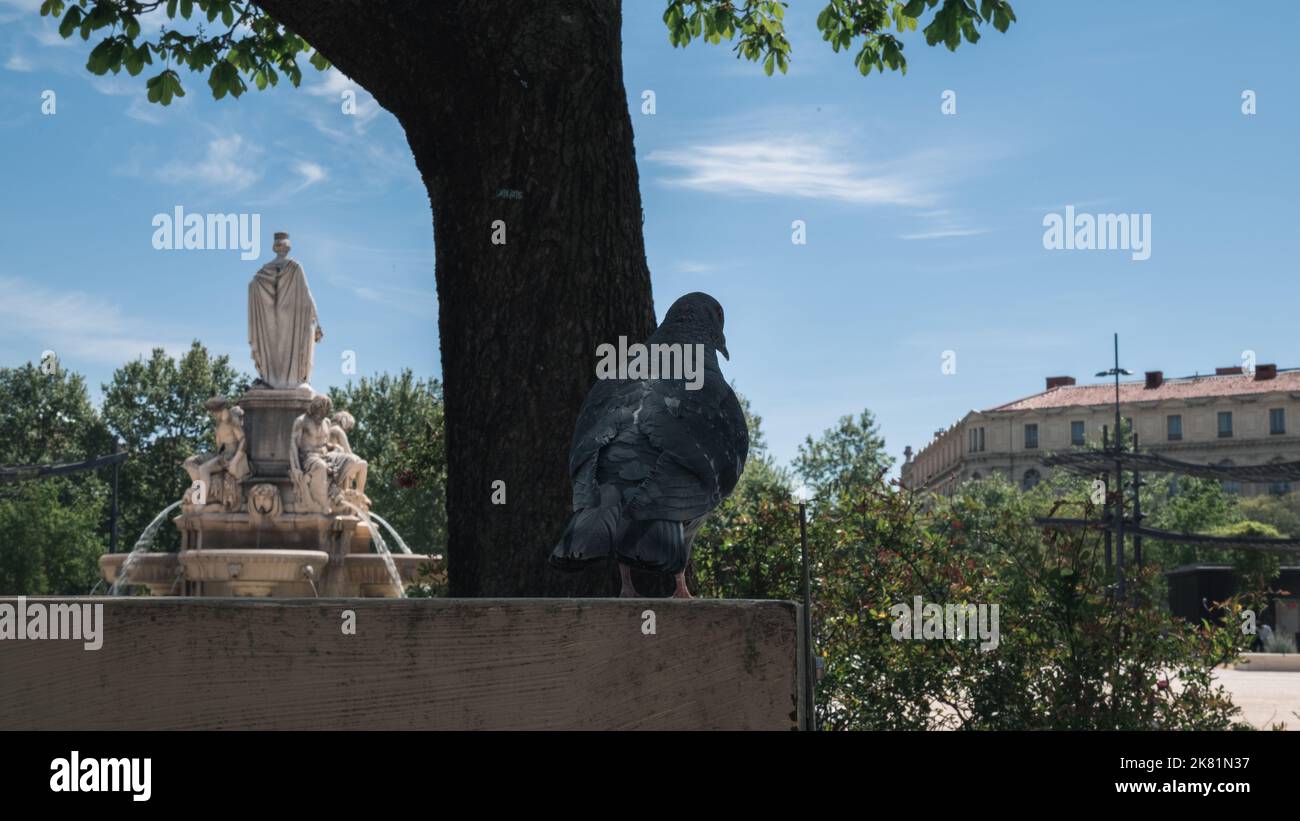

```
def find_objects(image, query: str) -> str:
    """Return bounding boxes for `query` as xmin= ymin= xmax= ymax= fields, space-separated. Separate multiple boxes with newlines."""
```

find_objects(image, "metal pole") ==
xmin=1112 ymin=334 xmax=1126 ymax=599
xmin=1113 ymin=333 xmax=1122 ymax=449
xmin=799 ymin=501 xmax=815 ymax=731
xmin=1132 ymin=433 xmax=1143 ymax=571
xmin=1102 ymin=425 xmax=1112 ymax=573
xmin=110 ymin=448 xmax=120 ymax=554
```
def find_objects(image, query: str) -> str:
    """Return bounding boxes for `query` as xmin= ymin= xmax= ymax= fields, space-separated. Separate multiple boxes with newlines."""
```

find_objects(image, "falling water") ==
xmin=367 ymin=512 xmax=413 ymax=554
xmin=340 ymin=502 xmax=405 ymax=598
xmin=109 ymin=500 xmax=183 ymax=596
xmin=303 ymin=565 xmax=320 ymax=598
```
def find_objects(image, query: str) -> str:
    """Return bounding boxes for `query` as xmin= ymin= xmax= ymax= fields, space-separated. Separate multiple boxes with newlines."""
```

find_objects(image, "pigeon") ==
xmin=550 ymin=292 xmax=749 ymax=597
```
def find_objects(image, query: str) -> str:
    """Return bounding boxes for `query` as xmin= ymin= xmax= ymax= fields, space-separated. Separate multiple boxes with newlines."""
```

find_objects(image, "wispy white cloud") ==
xmin=303 ymin=67 xmax=380 ymax=133
xmin=0 ymin=0 xmax=41 ymax=25
xmin=88 ymin=75 xmax=140 ymax=97
xmin=326 ymin=273 xmax=436 ymax=318
xmin=648 ymin=135 xmax=938 ymax=207
xmin=1029 ymin=198 xmax=1117 ymax=213
xmin=30 ymin=26 xmax=73 ymax=47
xmin=124 ymin=95 xmax=164 ymax=124
xmin=674 ymin=260 xmax=721 ymax=274
xmin=0 ymin=275 xmax=192 ymax=366
xmin=4 ymin=51 xmax=33 ymax=71
xmin=292 ymin=160 xmax=327 ymax=191
xmin=152 ymin=134 xmax=262 ymax=192
xmin=898 ymin=227 xmax=990 ymax=241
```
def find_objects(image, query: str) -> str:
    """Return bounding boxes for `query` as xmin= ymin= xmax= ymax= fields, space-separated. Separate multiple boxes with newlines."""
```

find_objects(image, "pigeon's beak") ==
xmin=717 ymin=334 xmax=729 ymax=361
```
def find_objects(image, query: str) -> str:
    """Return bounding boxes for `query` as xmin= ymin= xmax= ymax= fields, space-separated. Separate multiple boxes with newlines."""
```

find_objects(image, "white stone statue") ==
xmin=290 ymin=395 xmax=367 ymax=514
xmin=328 ymin=410 xmax=368 ymax=499
xmin=248 ymin=232 xmax=323 ymax=390
xmin=183 ymin=396 xmax=251 ymax=511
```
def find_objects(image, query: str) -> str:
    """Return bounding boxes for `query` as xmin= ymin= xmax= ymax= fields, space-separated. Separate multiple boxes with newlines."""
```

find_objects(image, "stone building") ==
xmin=901 ymin=364 xmax=1300 ymax=496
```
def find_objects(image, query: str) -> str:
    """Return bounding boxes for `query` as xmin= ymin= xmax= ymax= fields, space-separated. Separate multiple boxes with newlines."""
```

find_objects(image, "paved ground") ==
xmin=1213 ymin=668 xmax=1300 ymax=730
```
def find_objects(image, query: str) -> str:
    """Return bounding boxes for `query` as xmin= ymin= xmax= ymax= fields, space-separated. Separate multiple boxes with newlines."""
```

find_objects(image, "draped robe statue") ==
xmin=248 ymin=233 xmax=322 ymax=390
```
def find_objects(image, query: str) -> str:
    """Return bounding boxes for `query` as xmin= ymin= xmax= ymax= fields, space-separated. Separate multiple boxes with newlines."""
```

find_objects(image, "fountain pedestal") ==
xmin=238 ymin=387 xmax=313 ymax=478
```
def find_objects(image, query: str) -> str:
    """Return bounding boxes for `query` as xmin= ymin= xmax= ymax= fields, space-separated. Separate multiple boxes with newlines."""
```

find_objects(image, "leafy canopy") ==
xmin=663 ymin=0 xmax=1016 ymax=77
xmin=39 ymin=0 xmax=330 ymax=105
xmin=40 ymin=0 xmax=1016 ymax=106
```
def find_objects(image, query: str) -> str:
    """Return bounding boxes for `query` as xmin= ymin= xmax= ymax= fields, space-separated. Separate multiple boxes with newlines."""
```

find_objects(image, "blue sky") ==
xmin=2 ymin=0 xmax=1298 ymax=475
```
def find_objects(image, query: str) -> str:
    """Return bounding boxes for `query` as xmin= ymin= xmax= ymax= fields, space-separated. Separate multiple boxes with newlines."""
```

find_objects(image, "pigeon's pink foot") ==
xmin=619 ymin=564 xmax=640 ymax=598
xmin=672 ymin=571 xmax=693 ymax=599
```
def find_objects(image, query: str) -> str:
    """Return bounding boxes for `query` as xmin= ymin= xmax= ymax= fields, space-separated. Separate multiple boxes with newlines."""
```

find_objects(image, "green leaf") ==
xmin=145 ymin=72 xmax=163 ymax=103
xmin=123 ymin=44 xmax=145 ymax=76
xmin=763 ymin=51 xmax=775 ymax=76
xmin=85 ymin=39 xmax=114 ymax=75
xmin=57 ymin=6 xmax=80 ymax=38
xmin=207 ymin=62 xmax=230 ymax=99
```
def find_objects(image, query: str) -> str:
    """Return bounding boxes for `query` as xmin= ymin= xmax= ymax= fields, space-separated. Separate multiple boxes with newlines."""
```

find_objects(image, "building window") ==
xmin=1270 ymin=408 xmax=1286 ymax=435
xmin=1024 ymin=423 xmax=1038 ymax=449
xmin=1021 ymin=469 xmax=1041 ymax=491
xmin=1218 ymin=411 xmax=1233 ymax=438
xmin=1218 ymin=459 xmax=1240 ymax=494
xmin=1166 ymin=414 xmax=1182 ymax=441
xmin=1267 ymin=458 xmax=1291 ymax=496
xmin=971 ymin=427 xmax=984 ymax=453
xmin=1070 ymin=420 xmax=1085 ymax=446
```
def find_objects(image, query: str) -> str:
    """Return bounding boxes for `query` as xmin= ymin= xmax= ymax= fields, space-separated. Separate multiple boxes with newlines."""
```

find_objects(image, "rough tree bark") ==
xmin=255 ymin=0 xmax=678 ymax=595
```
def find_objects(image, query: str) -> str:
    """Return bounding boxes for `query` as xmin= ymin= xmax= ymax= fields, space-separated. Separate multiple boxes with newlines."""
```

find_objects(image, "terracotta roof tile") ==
xmin=988 ymin=369 xmax=1300 ymax=412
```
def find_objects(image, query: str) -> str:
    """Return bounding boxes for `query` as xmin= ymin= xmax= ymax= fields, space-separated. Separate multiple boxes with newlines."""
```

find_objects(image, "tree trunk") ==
xmin=256 ymin=0 xmax=675 ymax=595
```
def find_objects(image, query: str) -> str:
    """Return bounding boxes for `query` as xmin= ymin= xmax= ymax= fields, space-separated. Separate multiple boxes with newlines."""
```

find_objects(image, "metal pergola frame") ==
xmin=0 ymin=450 xmax=129 ymax=552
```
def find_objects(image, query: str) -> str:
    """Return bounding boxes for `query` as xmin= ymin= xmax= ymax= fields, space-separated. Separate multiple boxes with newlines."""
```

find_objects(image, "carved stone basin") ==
xmin=99 ymin=552 xmax=181 ymax=596
xmin=181 ymin=549 xmax=329 ymax=597
xmin=345 ymin=553 xmax=445 ymax=597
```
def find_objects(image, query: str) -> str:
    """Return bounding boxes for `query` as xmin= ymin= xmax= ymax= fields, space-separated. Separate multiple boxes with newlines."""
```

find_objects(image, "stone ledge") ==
xmin=1231 ymin=652 xmax=1300 ymax=672
xmin=0 ymin=598 xmax=803 ymax=730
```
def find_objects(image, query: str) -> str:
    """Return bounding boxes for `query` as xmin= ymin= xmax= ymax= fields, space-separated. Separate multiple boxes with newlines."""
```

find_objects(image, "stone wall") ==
xmin=0 ymin=598 xmax=803 ymax=730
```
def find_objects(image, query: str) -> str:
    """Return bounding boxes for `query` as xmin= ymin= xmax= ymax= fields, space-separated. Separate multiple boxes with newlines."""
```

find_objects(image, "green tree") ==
xmin=329 ymin=371 xmax=446 ymax=555
xmin=0 ymin=363 xmax=115 ymax=594
xmin=100 ymin=342 xmax=247 ymax=552
xmin=0 ymin=480 xmax=108 ymax=594
xmin=794 ymin=408 xmax=893 ymax=498
xmin=39 ymin=0 xmax=1016 ymax=596
xmin=698 ymin=399 xmax=1251 ymax=729
xmin=694 ymin=392 xmax=797 ymax=599
xmin=1234 ymin=492 xmax=1300 ymax=538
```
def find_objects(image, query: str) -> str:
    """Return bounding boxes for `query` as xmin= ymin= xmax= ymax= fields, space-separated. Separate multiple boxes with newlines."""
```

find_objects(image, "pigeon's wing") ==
xmin=624 ymin=372 xmax=749 ymax=521
xmin=714 ymin=385 xmax=749 ymax=498
xmin=567 ymin=378 xmax=647 ymax=511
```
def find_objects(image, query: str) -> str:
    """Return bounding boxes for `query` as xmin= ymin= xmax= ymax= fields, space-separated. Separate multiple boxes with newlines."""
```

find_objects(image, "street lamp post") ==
xmin=1096 ymin=333 xmax=1133 ymax=598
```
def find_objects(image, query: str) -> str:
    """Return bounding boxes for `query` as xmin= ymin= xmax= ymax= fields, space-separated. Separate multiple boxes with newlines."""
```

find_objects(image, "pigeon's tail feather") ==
xmin=550 ymin=486 xmax=622 ymax=571
xmin=615 ymin=519 xmax=688 ymax=574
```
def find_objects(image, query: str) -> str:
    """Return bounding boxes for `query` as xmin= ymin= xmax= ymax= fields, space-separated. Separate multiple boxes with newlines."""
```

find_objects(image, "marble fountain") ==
xmin=99 ymin=232 xmax=442 ymax=597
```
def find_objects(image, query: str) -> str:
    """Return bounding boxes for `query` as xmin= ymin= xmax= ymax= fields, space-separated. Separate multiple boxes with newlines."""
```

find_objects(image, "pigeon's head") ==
xmin=662 ymin=291 xmax=730 ymax=360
